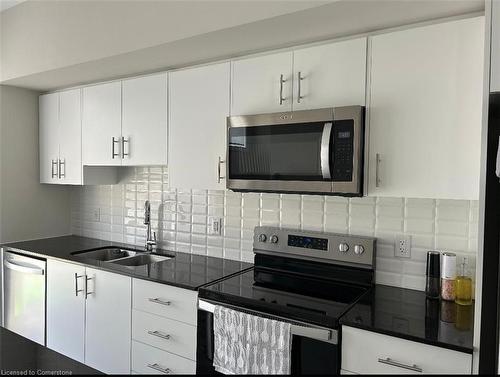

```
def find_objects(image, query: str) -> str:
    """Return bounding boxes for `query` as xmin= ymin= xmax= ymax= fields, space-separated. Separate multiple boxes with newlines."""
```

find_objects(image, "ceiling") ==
xmin=0 ymin=0 xmax=25 ymax=12
xmin=0 ymin=0 xmax=484 ymax=92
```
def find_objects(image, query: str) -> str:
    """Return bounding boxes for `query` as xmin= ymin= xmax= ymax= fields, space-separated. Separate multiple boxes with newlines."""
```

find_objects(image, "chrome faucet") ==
xmin=144 ymin=200 xmax=157 ymax=251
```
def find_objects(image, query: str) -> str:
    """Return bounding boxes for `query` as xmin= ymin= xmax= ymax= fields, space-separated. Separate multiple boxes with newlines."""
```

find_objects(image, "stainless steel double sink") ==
xmin=71 ymin=247 xmax=173 ymax=267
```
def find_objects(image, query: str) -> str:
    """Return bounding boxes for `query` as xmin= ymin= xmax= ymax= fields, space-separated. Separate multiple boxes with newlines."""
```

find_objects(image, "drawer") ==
xmin=341 ymin=326 xmax=472 ymax=374
xmin=132 ymin=309 xmax=197 ymax=360
xmin=132 ymin=279 xmax=198 ymax=325
xmin=132 ymin=340 xmax=196 ymax=375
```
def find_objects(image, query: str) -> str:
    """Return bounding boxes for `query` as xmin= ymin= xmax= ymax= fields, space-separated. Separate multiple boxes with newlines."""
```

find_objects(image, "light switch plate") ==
xmin=93 ymin=208 xmax=101 ymax=222
xmin=208 ymin=217 xmax=222 ymax=235
xmin=395 ymin=234 xmax=411 ymax=258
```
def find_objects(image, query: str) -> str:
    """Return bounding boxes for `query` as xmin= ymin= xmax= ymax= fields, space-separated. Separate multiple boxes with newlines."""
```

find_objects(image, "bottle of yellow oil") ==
xmin=455 ymin=257 xmax=472 ymax=306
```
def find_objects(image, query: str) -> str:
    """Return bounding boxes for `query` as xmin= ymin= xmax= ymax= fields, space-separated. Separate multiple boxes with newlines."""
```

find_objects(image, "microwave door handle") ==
xmin=320 ymin=122 xmax=333 ymax=179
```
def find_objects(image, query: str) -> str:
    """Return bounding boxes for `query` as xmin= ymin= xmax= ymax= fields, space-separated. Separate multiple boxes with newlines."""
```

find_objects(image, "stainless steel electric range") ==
xmin=197 ymin=226 xmax=376 ymax=375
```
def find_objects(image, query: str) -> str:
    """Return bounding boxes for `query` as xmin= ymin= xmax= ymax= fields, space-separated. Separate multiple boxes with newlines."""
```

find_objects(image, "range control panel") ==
xmin=254 ymin=226 xmax=375 ymax=269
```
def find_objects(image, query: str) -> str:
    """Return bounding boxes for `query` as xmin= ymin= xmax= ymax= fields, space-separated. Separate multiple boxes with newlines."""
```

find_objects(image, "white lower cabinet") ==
xmin=131 ymin=278 xmax=198 ymax=375
xmin=85 ymin=267 xmax=132 ymax=374
xmin=46 ymin=261 xmax=132 ymax=374
xmin=132 ymin=341 xmax=196 ymax=375
xmin=341 ymin=326 xmax=472 ymax=374
xmin=47 ymin=259 xmax=86 ymax=363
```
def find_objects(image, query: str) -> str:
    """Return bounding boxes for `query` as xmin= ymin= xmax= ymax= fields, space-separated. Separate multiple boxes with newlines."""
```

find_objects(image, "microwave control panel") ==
xmin=332 ymin=120 xmax=354 ymax=181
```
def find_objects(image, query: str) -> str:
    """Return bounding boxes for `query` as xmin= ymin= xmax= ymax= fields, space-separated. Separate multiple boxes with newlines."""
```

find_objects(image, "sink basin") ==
xmin=109 ymin=254 xmax=172 ymax=267
xmin=72 ymin=247 xmax=137 ymax=261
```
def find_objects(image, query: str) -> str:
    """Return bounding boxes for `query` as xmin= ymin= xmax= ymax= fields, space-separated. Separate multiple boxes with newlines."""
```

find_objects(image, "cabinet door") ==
xmin=169 ymin=63 xmax=230 ymax=190
xmin=46 ymin=260 xmax=85 ymax=363
xmin=59 ymin=89 xmax=82 ymax=184
xmin=82 ymin=82 xmax=122 ymax=166
xmin=491 ymin=0 xmax=500 ymax=92
xmin=231 ymin=51 xmax=293 ymax=115
xmin=39 ymin=93 xmax=59 ymax=183
xmin=85 ymin=267 xmax=131 ymax=374
xmin=368 ymin=17 xmax=484 ymax=199
xmin=122 ymin=73 xmax=167 ymax=166
xmin=293 ymin=38 xmax=367 ymax=110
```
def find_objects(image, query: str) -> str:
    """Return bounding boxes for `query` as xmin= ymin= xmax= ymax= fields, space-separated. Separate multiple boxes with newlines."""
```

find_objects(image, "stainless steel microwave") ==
xmin=226 ymin=106 xmax=365 ymax=196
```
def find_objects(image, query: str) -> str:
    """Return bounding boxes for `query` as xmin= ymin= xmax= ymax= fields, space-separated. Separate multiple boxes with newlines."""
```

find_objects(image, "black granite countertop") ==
xmin=0 ymin=326 xmax=100 ymax=374
xmin=340 ymin=284 xmax=474 ymax=354
xmin=2 ymin=235 xmax=253 ymax=290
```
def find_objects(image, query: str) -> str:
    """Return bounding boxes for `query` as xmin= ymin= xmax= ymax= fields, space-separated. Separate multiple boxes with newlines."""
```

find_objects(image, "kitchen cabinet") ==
xmin=82 ymin=81 xmax=122 ymax=166
xmin=169 ymin=62 xmax=230 ymax=190
xmin=47 ymin=259 xmax=86 ymax=363
xmin=46 ymin=261 xmax=131 ymax=374
xmin=292 ymin=37 xmax=367 ymax=110
xmin=342 ymin=326 xmax=472 ymax=374
xmin=231 ymin=51 xmax=293 ymax=115
xmin=122 ymin=73 xmax=167 ymax=165
xmin=85 ymin=267 xmax=132 ymax=374
xmin=491 ymin=0 xmax=500 ymax=92
xmin=367 ymin=17 xmax=484 ymax=200
xmin=82 ymin=74 xmax=167 ymax=166
xmin=39 ymin=89 xmax=82 ymax=184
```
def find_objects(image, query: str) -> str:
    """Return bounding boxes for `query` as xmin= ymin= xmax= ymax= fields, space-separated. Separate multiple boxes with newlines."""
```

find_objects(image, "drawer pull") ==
xmin=378 ymin=358 xmax=422 ymax=373
xmin=147 ymin=363 xmax=171 ymax=374
xmin=147 ymin=330 xmax=171 ymax=340
xmin=149 ymin=297 xmax=171 ymax=306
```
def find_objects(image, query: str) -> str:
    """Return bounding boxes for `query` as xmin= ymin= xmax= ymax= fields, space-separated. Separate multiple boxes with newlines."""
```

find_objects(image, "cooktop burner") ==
xmin=199 ymin=226 xmax=376 ymax=328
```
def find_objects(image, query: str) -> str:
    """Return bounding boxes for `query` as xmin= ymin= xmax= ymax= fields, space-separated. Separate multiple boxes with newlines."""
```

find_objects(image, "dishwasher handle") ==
xmin=3 ymin=259 xmax=45 ymax=275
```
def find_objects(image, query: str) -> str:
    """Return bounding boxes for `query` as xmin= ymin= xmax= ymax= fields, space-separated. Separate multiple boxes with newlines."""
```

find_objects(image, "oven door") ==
xmin=196 ymin=301 xmax=339 ymax=375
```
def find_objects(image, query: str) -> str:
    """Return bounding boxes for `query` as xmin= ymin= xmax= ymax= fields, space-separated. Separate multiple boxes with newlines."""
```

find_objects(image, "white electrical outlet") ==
xmin=93 ymin=208 xmax=101 ymax=222
xmin=208 ymin=217 xmax=222 ymax=235
xmin=395 ymin=235 xmax=411 ymax=258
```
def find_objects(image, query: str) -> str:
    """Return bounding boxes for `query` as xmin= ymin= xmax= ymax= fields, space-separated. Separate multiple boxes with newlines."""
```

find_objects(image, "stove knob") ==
xmin=258 ymin=234 xmax=267 ymax=242
xmin=270 ymin=235 xmax=279 ymax=244
xmin=354 ymin=245 xmax=365 ymax=255
xmin=338 ymin=242 xmax=349 ymax=253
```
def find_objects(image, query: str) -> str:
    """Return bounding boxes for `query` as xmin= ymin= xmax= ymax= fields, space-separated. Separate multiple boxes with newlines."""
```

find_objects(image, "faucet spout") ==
xmin=144 ymin=200 xmax=157 ymax=251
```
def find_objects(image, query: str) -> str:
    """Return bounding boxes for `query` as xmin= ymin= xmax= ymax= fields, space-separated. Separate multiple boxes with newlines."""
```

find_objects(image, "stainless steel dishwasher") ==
xmin=2 ymin=251 xmax=46 ymax=345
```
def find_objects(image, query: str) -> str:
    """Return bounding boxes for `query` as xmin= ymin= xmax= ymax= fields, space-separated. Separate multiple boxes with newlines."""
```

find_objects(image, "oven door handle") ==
xmin=198 ymin=299 xmax=337 ymax=343
xmin=320 ymin=122 xmax=333 ymax=180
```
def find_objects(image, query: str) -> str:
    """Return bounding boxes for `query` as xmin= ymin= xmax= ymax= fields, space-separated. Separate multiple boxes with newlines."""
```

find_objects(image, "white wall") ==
xmin=0 ymin=85 xmax=70 ymax=242
xmin=70 ymin=167 xmax=479 ymax=292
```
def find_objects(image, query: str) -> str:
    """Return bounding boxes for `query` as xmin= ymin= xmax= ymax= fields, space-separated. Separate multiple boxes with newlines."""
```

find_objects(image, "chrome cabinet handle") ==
xmin=496 ymin=136 xmax=500 ymax=178
xmin=279 ymin=74 xmax=286 ymax=105
xmin=58 ymin=159 xmax=66 ymax=179
xmin=148 ymin=297 xmax=171 ymax=306
xmin=375 ymin=153 xmax=381 ymax=188
xmin=147 ymin=363 xmax=171 ymax=374
xmin=147 ymin=330 xmax=171 ymax=340
xmin=297 ymin=71 xmax=304 ymax=103
xmin=112 ymin=137 xmax=120 ymax=159
xmin=217 ymin=156 xmax=225 ymax=184
xmin=378 ymin=358 xmax=422 ymax=373
xmin=121 ymin=137 xmax=129 ymax=158
xmin=85 ymin=276 xmax=93 ymax=299
xmin=51 ymin=160 xmax=58 ymax=178
xmin=74 ymin=273 xmax=84 ymax=296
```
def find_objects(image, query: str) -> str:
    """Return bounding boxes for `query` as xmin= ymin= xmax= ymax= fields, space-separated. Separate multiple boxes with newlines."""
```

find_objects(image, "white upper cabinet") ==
xmin=46 ymin=259 xmax=86 ymax=363
xmin=293 ymin=38 xmax=367 ymax=110
xmin=39 ymin=93 xmax=60 ymax=184
xmin=231 ymin=51 xmax=293 ymax=115
xmin=169 ymin=63 xmax=230 ymax=190
xmin=122 ymin=73 xmax=167 ymax=166
xmin=82 ymin=81 xmax=122 ymax=166
xmin=368 ymin=17 xmax=484 ymax=200
xmin=85 ymin=267 xmax=131 ymax=374
xmin=58 ymin=89 xmax=82 ymax=184
xmin=40 ymin=89 xmax=83 ymax=185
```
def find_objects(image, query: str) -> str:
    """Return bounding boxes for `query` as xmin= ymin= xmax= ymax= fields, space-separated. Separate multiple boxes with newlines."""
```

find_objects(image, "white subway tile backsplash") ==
xmin=70 ymin=167 xmax=479 ymax=292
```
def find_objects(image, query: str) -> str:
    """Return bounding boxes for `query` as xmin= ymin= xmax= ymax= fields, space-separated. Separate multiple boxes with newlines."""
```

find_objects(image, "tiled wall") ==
xmin=70 ymin=167 xmax=479 ymax=291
